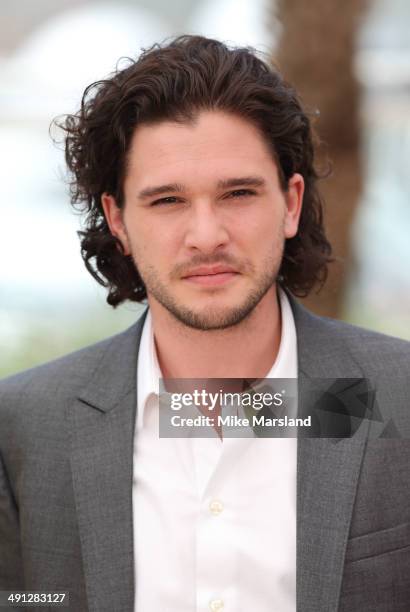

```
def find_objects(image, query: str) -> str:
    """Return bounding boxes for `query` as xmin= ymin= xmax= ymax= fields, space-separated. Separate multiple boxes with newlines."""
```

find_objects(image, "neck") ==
xmin=148 ymin=286 xmax=282 ymax=379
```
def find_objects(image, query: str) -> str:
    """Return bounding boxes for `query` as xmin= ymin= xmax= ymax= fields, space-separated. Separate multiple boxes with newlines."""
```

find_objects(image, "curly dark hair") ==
xmin=57 ymin=34 xmax=332 ymax=307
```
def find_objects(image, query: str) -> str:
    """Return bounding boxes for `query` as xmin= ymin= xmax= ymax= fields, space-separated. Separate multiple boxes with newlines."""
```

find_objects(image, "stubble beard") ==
xmin=132 ymin=244 xmax=285 ymax=332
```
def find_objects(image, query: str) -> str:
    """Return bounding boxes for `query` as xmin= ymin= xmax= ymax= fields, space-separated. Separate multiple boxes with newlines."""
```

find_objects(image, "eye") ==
xmin=150 ymin=196 xmax=181 ymax=207
xmin=226 ymin=189 xmax=257 ymax=199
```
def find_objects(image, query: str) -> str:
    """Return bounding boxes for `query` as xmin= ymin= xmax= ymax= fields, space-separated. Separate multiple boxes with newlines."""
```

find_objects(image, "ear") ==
xmin=101 ymin=193 xmax=130 ymax=255
xmin=284 ymin=173 xmax=304 ymax=239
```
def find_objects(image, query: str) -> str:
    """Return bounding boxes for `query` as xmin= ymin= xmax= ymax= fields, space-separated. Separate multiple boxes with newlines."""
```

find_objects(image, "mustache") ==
xmin=172 ymin=254 xmax=252 ymax=278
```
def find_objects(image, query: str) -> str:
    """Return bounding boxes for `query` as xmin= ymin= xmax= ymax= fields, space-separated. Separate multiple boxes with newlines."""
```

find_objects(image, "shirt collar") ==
xmin=137 ymin=308 xmax=162 ymax=430
xmin=136 ymin=287 xmax=298 ymax=429
xmin=265 ymin=287 xmax=298 ymax=379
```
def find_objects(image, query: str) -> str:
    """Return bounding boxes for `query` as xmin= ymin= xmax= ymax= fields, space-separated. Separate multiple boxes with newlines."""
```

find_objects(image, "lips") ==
xmin=182 ymin=265 xmax=238 ymax=278
xmin=181 ymin=265 xmax=240 ymax=286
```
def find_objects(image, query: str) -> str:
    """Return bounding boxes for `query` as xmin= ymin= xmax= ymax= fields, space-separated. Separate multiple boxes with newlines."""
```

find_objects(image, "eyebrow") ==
xmin=137 ymin=183 xmax=185 ymax=199
xmin=137 ymin=176 xmax=266 ymax=200
xmin=217 ymin=176 xmax=266 ymax=190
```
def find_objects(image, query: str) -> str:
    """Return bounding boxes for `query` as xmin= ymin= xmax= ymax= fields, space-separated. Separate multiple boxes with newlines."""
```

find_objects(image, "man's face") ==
xmin=102 ymin=110 xmax=304 ymax=330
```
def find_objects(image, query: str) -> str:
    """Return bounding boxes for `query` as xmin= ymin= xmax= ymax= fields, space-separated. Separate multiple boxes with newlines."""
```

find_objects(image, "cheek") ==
xmin=234 ymin=209 xmax=284 ymax=246
xmin=126 ymin=216 xmax=180 ymax=265
xmin=123 ymin=210 xmax=152 ymax=246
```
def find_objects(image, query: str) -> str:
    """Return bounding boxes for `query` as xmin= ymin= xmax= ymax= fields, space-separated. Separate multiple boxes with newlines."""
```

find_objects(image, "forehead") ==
xmin=125 ymin=111 xmax=277 ymax=183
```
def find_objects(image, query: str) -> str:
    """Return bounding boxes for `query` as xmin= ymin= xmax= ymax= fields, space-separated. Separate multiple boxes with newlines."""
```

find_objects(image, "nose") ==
xmin=183 ymin=201 xmax=230 ymax=254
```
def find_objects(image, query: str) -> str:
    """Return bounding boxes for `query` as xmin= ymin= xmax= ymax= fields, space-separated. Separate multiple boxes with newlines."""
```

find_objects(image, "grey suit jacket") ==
xmin=1 ymin=297 xmax=410 ymax=612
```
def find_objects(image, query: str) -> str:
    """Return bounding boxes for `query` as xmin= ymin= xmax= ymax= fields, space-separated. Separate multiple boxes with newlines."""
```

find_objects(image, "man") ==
xmin=1 ymin=35 xmax=409 ymax=612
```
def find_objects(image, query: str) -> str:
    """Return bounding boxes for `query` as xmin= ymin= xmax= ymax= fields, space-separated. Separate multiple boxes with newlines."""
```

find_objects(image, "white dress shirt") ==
xmin=133 ymin=289 xmax=297 ymax=612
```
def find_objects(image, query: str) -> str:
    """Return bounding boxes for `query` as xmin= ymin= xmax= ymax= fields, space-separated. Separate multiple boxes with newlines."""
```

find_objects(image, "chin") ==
xmin=169 ymin=302 xmax=256 ymax=331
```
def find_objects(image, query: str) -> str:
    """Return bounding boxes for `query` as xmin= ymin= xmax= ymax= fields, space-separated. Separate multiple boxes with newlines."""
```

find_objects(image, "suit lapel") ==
xmin=289 ymin=298 xmax=369 ymax=612
xmin=70 ymin=312 xmax=147 ymax=612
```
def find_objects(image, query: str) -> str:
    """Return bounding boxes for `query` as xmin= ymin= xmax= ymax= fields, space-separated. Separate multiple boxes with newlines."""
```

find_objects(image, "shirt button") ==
xmin=209 ymin=499 xmax=224 ymax=515
xmin=209 ymin=599 xmax=224 ymax=611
